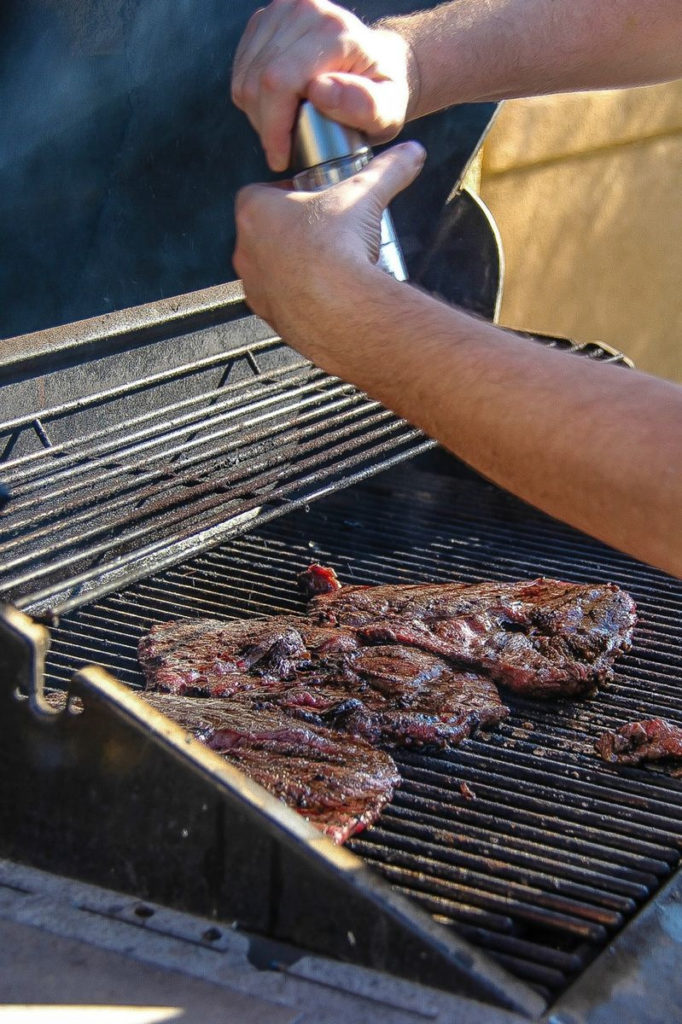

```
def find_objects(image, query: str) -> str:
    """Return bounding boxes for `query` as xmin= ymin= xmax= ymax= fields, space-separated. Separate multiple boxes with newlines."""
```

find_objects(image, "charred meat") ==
xmin=595 ymin=718 xmax=682 ymax=767
xmin=139 ymin=616 xmax=508 ymax=749
xmin=137 ymin=568 xmax=636 ymax=843
xmin=139 ymin=615 xmax=359 ymax=697
xmin=304 ymin=572 xmax=637 ymax=698
xmin=141 ymin=692 xmax=400 ymax=843
xmin=243 ymin=645 xmax=508 ymax=749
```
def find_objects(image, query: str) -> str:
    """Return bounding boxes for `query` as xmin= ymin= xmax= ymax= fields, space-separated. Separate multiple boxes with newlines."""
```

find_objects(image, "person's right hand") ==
xmin=231 ymin=0 xmax=412 ymax=173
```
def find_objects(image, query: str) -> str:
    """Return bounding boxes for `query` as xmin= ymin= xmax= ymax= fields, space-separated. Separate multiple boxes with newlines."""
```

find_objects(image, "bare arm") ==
xmin=383 ymin=0 xmax=682 ymax=120
xmin=307 ymin=273 xmax=681 ymax=577
xmin=234 ymin=145 xmax=682 ymax=577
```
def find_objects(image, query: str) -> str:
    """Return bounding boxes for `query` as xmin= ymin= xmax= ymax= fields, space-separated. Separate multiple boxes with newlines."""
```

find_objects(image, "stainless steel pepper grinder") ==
xmin=291 ymin=100 xmax=408 ymax=282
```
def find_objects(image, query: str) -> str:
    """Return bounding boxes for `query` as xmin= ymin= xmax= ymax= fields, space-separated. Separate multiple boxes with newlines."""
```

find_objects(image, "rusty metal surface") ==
xmin=0 ymin=282 xmax=247 ymax=373
xmin=0 ymin=294 xmax=434 ymax=614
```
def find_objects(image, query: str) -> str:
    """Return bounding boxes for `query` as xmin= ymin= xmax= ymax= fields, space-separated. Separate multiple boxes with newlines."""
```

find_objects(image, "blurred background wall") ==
xmin=478 ymin=81 xmax=682 ymax=384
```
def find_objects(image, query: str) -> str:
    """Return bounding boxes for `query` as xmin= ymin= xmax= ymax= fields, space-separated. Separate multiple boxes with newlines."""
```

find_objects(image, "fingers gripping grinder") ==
xmin=291 ymin=100 xmax=408 ymax=281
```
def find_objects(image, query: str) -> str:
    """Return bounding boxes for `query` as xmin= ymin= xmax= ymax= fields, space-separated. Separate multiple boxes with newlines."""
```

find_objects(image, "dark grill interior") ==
xmin=40 ymin=460 xmax=682 ymax=1000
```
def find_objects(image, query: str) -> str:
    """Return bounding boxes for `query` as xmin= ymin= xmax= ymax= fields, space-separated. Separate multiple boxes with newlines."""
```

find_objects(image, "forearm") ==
xmin=278 ymin=267 xmax=682 ymax=578
xmin=378 ymin=0 xmax=682 ymax=118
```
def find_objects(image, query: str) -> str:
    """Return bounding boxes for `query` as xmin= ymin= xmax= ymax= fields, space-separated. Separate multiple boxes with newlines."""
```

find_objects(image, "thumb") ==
xmin=308 ymin=73 xmax=407 ymax=143
xmin=347 ymin=141 xmax=426 ymax=209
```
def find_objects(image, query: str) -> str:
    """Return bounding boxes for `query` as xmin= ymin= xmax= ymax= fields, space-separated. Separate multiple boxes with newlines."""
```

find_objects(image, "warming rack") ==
xmin=0 ymin=279 xmax=633 ymax=618
xmin=0 ymin=327 xmax=433 ymax=616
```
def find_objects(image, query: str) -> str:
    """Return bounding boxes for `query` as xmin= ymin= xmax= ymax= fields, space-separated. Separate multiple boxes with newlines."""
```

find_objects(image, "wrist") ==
xmin=372 ymin=20 xmax=423 ymax=123
xmin=284 ymin=261 xmax=402 ymax=379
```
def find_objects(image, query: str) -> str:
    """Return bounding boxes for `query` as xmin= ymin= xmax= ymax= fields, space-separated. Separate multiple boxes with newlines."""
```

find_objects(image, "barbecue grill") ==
xmin=2 ymin=3 xmax=682 ymax=1021
xmin=2 ymin=275 xmax=682 ymax=1022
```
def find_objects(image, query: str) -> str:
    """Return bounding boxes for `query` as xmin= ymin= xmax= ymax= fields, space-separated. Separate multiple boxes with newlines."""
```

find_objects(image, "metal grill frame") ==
xmin=2 ymin=458 xmax=681 ymax=1015
xmin=0 ymin=601 xmax=543 ymax=1017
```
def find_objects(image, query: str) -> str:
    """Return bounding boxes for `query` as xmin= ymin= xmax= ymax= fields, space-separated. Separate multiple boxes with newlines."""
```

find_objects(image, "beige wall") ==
xmin=478 ymin=81 xmax=682 ymax=383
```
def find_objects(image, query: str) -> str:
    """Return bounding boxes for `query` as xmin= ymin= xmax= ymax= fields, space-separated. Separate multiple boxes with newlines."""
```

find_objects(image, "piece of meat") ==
xmin=299 ymin=563 xmax=342 ymax=597
xmin=307 ymin=575 xmax=637 ymax=698
xmin=138 ymin=615 xmax=359 ymax=697
xmin=140 ymin=692 xmax=400 ymax=843
xmin=339 ymin=644 xmax=508 ymax=747
xmin=140 ymin=611 xmax=508 ymax=749
xmin=595 ymin=718 xmax=682 ymax=767
xmin=244 ymin=645 xmax=508 ymax=749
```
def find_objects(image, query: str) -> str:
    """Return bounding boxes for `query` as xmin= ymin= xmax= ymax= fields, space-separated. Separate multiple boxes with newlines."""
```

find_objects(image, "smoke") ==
xmin=0 ymin=0 xmax=268 ymax=337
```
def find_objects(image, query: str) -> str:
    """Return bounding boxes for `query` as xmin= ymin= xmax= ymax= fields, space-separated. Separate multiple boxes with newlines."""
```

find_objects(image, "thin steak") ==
xmin=141 ymin=691 xmax=400 ymax=843
xmin=303 ymin=569 xmax=637 ymax=698
xmin=139 ymin=616 xmax=507 ymax=749
xmin=138 ymin=615 xmax=359 ymax=697
xmin=243 ymin=644 xmax=508 ymax=749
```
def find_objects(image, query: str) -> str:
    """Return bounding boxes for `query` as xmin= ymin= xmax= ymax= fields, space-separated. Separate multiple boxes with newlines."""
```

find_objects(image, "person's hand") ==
xmin=233 ymin=141 xmax=425 ymax=355
xmin=231 ymin=0 xmax=412 ymax=172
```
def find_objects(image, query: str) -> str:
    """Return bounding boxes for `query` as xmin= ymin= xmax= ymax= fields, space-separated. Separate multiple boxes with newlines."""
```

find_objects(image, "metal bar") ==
xmin=1 ymin=357 xmax=316 ymax=479
xmin=1 ymin=392 xmax=384 ymax=557
xmin=32 ymin=419 xmax=53 ymax=449
xmin=359 ymin=856 xmax=611 ymax=940
xmin=0 ymin=331 xmax=281 ymax=434
xmin=386 ymin=787 xmax=676 ymax=874
xmin=2 ymin=406 xmax=405 ymax=585
xmin=368 ymin=816 xmax=654 ymax=899
xmin=19 ymin=435 xmax=434 ymax=615
xmin=351 ymin=833 xmax=637 ymax=916
xmin=0 ymin=281 xmax=249 ymax=373
xmin=3 ymin=375 xmax=356 ymax=505
xmin=392 ymin=767 xmax=682 ymax=854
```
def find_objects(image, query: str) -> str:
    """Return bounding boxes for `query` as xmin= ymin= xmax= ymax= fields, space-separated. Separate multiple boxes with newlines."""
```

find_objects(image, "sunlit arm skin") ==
xmin=381 ymin=0 xmax=682 ymax=120
xmin=234 ymin=146 xmax=682 ymax=578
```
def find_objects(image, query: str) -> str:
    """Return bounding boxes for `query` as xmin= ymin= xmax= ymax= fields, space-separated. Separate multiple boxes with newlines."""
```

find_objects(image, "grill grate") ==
xmin=39 ymin=459 xmax=682 ymax=999
xmin=0 ymin=336 xmax=432 ymax=614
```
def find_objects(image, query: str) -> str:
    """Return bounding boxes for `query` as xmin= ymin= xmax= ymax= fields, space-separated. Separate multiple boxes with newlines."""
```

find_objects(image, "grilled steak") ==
xmin=595 ymin=718 xmax=682 ymax=767
xmin=138 ymin=615 xmax=359 ymax=697
xmin=304 ymin=571 xmax=637 ymax=698
xmin=141 ymin=692 xmax=400 ymax=843
xmin=137 ymin=568 xmax=636 ymax=842
xmin=243 ymin=645 xmax=507 ymax=749
xmin=140 ymin=616 xmax=508 ymax=748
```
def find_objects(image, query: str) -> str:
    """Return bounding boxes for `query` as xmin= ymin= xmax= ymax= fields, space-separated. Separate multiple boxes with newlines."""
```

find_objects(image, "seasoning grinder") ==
xmin=291 ymin=100 xmax=408 ymax=281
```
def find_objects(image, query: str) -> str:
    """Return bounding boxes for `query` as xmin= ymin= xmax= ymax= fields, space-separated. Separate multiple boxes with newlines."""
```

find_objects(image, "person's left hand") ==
xmin=233 ymin=140 xmax=425 ymax=355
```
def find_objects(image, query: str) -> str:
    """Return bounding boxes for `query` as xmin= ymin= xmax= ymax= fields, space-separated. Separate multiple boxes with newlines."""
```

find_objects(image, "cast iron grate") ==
xmin=40 ymin=460 xmax=682 ymax=999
